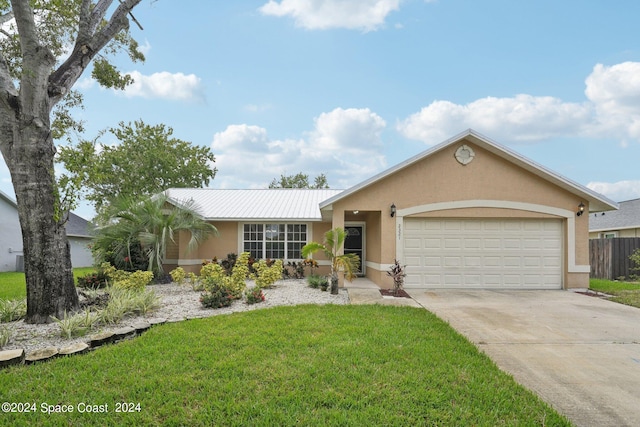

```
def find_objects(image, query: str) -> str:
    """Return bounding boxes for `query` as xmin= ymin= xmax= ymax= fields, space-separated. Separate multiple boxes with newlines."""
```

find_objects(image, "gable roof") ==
xmin=589 ymin=198 xmax=640 ymax=232
xmin=164 ymin=188 xmax=343 ymax=221
xmin=320 ymin=129 xmax=619 ymax=213
xmin=0 ymin=188 xmax=93 ymax=238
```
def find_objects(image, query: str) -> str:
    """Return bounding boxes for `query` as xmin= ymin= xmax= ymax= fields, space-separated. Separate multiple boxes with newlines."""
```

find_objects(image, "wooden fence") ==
xmin=589 ymin=237 xmax=640 ymax=280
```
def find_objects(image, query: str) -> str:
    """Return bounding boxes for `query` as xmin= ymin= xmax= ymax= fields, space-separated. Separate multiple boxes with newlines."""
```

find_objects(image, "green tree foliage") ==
xmin=93 ymin=194 xmax=218 ymax=278
xmin=269 ymin=172 xmax=329 ymax=189
xmin=58 ymin=120 xmax=217 ymax=214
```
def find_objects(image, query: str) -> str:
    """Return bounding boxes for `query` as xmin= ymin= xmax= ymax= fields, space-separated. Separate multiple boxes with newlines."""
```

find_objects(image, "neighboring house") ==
xmin=164 ymin=129 xmax=617 ymax=290
xmin=589 ymin=198 xmax=640 ymax=239
xmin=0 ymin=189 xmax=94 ymax=272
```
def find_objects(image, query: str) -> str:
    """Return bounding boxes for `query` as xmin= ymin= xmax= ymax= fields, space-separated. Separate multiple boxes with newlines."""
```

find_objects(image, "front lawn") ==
xmin=0 ymin=305 xmax=570 ymax=426
xmin=0 ymin=268 xmax=96 ymax=300
xmin=590 ymin=278 xmax=640 ymax=309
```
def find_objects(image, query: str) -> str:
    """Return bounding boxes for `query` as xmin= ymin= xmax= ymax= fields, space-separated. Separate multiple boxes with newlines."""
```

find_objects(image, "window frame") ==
xmin=241 ymin=222 xmax=309 ymax=260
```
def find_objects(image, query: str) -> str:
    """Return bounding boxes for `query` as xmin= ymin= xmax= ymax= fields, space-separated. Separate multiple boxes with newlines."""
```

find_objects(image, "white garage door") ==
xmin=403 ymin=218 xmax=562 ymax=289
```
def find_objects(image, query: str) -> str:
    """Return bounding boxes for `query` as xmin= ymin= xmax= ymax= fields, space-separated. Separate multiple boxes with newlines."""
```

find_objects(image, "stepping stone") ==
xmin=25 ymin=347 xmax=58 ymax=364
xmin=0 ymin=349 xmax=25 ymax=368
xmin=89 ymin=331 xmax=115 ymax=348
xmin=59 ymin=342 xmax=89 ymax=356
xmin=146 ymin=318 xmax=167 ymax=326
xmin=131 ymin=320 xmax=151 ymax=333
xmin=112 ymin=326 xmax=136 ymax=341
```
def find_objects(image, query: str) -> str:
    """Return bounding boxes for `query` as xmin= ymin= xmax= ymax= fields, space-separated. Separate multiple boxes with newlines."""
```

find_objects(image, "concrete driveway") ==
xmin=406 ymin=289 xmax=640 ymax=427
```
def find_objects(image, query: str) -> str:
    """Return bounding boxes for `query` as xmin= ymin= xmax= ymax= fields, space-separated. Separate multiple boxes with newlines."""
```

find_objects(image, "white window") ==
xmin=601 ymin=232 xmax=618 ymax=239
xmin=243 ymin=224 xmax=307 ymax=259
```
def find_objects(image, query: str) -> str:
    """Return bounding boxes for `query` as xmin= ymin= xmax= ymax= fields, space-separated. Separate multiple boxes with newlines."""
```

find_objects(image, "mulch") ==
xmin=379 ymin=289 xmax=412 ymax=298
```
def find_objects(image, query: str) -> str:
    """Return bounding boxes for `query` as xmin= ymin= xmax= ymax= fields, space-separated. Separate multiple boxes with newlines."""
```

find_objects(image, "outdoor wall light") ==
xmin=390 ymin=203 xmax=396 ymax=218
xmin=576 ymin=202 xmax=585 ymax=216
xmin=353 ymin=210 xmax=359 ymax=215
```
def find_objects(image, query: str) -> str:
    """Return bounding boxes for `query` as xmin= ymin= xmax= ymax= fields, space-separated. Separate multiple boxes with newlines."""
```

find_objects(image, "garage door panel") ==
xmin=404 ymin=218 xmax=562 ymax=289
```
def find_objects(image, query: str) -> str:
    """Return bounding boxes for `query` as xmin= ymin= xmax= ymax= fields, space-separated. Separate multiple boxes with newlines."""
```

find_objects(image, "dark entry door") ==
xmin=344 ymin=226 xmax=364 ymax=275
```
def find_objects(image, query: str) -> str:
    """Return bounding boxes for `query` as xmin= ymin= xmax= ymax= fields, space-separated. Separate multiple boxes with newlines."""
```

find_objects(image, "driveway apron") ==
xmin=406 ymin=289 xmax=640 ymax=427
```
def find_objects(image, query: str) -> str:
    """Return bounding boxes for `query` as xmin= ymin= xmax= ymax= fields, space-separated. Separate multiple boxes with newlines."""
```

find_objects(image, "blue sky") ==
xmin=4 ymin=0 xmax=640 ymax=220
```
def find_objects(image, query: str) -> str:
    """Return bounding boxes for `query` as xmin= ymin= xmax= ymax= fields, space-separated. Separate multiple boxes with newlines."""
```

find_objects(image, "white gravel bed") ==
xmin=2 ymin=279 xmax=349 ymax=355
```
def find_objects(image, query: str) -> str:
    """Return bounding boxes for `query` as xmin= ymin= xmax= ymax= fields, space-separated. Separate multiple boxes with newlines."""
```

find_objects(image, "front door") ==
xmin=344 ymin=225 xmax=364 ymax=276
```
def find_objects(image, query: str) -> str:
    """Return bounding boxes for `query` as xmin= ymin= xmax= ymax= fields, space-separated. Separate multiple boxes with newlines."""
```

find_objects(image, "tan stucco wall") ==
xmin=329 ymin=138 xmax=590 ymax=289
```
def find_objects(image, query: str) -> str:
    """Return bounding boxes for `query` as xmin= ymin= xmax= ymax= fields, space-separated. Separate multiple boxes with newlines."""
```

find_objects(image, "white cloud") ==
xmin=398 ymin=61 xmax=640 ymax=146
xmin=584 ymin=62 xmax=640 ymax=140
xmin=587 ymin=180 xmax=640 ymax=202
xmin=398 ymin=95 xmax=593 ymax=145
xmin=259 ymin=0 xmax=401 ymax=31
xmin=210 ymin=108 xmax=387 ymax=189
xmin=121 ymin=71 xmax=204 ymax=102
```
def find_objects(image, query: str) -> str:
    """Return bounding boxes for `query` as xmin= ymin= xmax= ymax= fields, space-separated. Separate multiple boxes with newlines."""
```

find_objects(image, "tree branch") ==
xmin=0 ymin=10 xmax=14 ymax=26
xmin=48 ymin=0 xmax=142 ymax=103
xmin=77 ymin=0 xmax=93 ymax=43
xmin=89 ymin=0 xmax=115 ymax=35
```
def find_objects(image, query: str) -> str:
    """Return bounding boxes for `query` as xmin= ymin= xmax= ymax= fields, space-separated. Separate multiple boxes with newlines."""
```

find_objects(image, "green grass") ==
xmin=0 ymin=268 xmax=97 ymax=300
xmin=590 ymin=278 xmax=640 ymax=308
xmin=0 ymin=305 xmax=571 ymax=426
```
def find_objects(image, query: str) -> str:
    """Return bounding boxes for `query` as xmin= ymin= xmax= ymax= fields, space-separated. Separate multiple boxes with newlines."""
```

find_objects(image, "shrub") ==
xmin=630 ymin=249 xmax=640 ymax=277
xmin=0 ymin=299 xmax=27 ymax=323
xmin=284 ymin=261 xmax=305 ymax=279
xmin=200 ymin=262 xmax=226 ymax=283
xmin=101 ymin=262 xmax=129 ymax=284
xmin=245 ymin=287 xmax=265 ymax=305
xmin=169 ymin=267 xmax=187 ymax=284
xmin=228 ymin=252 xmax=251 ymax=295
xmin=77 ymin=271 xmax=109 ymax=289
xmin=200 ymin=283 xmax=234 ymax=309
xmin=97 ymin=287 xmax=160 ymax=324
xmin=189 ymin=274 xmax=205 ymax=291
xmin=307 ymin=274 xmax=327 ymax=289
xmin=113 ymin=270 xmax=153 ymax=292
xmin=220 ymin=253 xmax=238 ymax=274
xmin=53 ymin=309 xmax=97 ymax=339
xmin=253 ymin=259 xmax=283 ymax=289
xmin=387 ymin=259 xmax=407 ymax=296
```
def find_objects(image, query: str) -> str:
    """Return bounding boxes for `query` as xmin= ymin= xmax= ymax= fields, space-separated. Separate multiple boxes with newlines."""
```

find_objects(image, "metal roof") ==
xmin=590 ymin=198 xmax=640 ymax=232
xmin=164 ymin=188 xmax=343 ymax=221
xmin=320 ymin=129 xmax=619 ymax=213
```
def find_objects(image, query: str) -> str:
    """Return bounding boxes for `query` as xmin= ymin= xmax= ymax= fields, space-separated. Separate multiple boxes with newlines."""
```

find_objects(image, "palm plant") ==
xmin=302 ymin=227 xmax=360 ymax=295
xmin=93 ymin=194 xmax=218 ymax=278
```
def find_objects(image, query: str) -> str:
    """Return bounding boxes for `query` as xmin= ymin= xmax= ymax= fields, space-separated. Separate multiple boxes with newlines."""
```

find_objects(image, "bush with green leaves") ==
xmin=200 ymin=262 xmax=226 ymax=283
xmin=200 ymin=282 xmax=234 ymax=309
xmin=0 ymin=299 xmax=27 ymax=323
xmin=169 ymin=267 xmax=187 ymax=284
xmin=97 ymin=287 xmax=160 ymax=324
xmin=244 ymin=287 xmax=265 ymax=305
xmin=101 ymin=262 xmax=129 ymax=284
xmin=113 ymin=270 xmax=154 ymax=292
xmin=253 ymin=259 xmax=283 ymax=289
xmin=77 ymin=271 xmax=109 ymax=289
xmin=307 ymin=274 xmax=328 ymax=289
xmin=53 ymin=309 xmax=98 ymax=339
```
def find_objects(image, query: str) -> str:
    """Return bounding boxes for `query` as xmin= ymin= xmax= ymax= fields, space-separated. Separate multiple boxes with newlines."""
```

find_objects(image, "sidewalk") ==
xmin=344 ymin=278 xmax=421 ymax=307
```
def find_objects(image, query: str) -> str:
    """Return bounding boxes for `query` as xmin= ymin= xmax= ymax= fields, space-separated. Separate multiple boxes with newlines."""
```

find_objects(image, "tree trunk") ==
xmin=330 ymin=275 xmax=339 ymax=295
xmin=11 ymin=122 xmax=79 ymax=324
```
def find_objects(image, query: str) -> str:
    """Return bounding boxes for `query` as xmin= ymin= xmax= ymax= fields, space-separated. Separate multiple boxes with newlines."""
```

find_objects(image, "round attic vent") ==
xmin=455 ymin=144 xmax=475 ymax=165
